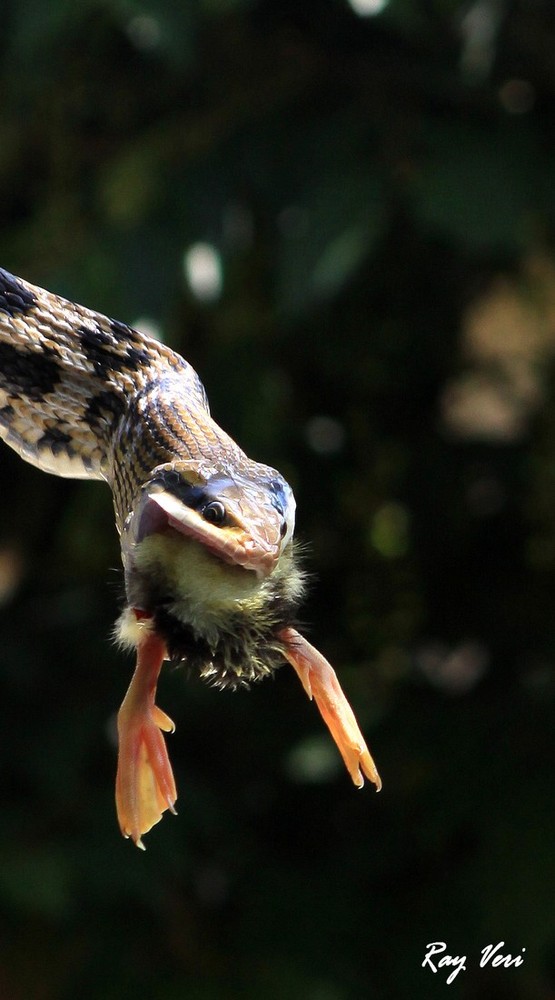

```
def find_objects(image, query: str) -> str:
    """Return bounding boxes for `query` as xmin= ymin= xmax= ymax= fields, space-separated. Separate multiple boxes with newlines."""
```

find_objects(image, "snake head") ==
xmin=127 ymin=459 xmax=296 ymax=579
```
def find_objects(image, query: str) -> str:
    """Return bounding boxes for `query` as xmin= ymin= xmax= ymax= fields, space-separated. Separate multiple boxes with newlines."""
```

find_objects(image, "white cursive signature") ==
xmin=422 ymin=941 xmax=526 ymax=985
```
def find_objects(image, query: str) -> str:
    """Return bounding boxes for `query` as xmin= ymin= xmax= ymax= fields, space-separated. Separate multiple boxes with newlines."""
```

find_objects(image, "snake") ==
xmin=0 ymin=266 xmax=380 ymax=847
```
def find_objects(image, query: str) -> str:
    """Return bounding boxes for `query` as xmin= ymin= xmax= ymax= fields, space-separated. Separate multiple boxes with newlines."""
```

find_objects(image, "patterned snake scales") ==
xmin=0 ymin=267 xmax=380 ymax=847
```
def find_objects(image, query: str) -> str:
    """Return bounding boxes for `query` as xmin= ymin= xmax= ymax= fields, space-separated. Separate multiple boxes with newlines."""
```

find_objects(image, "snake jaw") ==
xmin=125 ymin=459 xmax=296 ymax=580
xmin=140 ymin=487 xmax=283 ymax=578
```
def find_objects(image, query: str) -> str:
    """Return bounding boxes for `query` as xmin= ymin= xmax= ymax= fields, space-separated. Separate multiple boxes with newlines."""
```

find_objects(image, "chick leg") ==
xmin=115 ymin=621 xmax=177 ymax=848
xmin=280 ymin=627 xmax=381 ymax=791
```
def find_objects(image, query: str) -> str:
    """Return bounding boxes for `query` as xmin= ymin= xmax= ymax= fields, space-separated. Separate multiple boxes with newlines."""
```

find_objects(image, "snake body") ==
xmin=0 ymin=267 xmax=303 ymax=687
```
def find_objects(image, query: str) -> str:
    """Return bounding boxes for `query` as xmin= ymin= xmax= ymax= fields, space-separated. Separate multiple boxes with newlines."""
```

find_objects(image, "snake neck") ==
xmin=116 ymin=531 xmax=306 ymax=689
xmin=111 ymin=378 xmax=243 ymax=534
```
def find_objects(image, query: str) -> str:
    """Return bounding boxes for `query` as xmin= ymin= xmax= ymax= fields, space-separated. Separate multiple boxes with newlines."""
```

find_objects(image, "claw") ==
xmin=280 ymin=627 xmax=381 ymax=791
xmin=116 ymin=624 xmax=178 ymax=847
xmin=152 ymin=705 xmax=176 ymax=733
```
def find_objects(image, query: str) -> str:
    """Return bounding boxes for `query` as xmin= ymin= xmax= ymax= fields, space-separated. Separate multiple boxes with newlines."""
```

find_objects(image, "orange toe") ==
xmin=280 ymin=627 xmax=381 ymax=791
xmin=115 ymin=625 xmax=178 ymax=848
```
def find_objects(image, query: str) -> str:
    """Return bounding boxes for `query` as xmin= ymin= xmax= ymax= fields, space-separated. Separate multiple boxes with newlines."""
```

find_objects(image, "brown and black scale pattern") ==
xmin=0 ymin=266 xmax=223 ymax=508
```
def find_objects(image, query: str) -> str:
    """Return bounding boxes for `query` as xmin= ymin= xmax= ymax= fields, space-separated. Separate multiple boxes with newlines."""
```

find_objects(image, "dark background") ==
xmin=0 ymin=1 xmax=554 ymax=997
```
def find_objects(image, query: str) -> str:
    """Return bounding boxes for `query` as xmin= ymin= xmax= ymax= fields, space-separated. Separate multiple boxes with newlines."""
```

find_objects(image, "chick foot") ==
xmin=116 ymin=622 xmax=177 ymax=848
xmin=280 ymin=627 xmax=381 ymax=791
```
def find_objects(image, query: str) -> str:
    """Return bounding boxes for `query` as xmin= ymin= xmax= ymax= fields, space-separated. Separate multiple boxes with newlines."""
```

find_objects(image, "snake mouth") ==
xmin=136 ymin=489 xmax=280 ymax=579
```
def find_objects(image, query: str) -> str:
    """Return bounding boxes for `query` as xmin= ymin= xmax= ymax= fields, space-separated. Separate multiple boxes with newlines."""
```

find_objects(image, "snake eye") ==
xmin=202 ymin=500 xmax=226 ymax=525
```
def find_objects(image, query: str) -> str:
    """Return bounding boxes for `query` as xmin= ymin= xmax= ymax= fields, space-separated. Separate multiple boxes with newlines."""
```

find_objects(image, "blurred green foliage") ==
xmin=1 ymin=0 xmax=555 ymax=997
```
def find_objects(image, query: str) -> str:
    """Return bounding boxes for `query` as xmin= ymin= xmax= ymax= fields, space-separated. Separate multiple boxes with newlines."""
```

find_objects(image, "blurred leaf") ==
xmin=416 ymin=119 xmax=540 ymax=248
xmin=0 ymin=847 xmax=73 ymax=919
